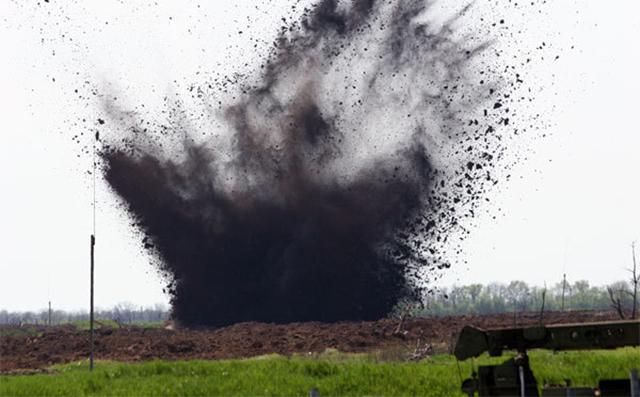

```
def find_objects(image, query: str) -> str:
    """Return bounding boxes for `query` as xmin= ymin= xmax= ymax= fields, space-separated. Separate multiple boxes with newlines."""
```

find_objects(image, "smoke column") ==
xmin=102 ymin=0 xmax=506 ymax=327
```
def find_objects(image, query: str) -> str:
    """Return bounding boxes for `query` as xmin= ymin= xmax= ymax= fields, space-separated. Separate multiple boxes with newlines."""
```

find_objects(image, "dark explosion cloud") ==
xmin=101 ymin=0 xmax=517 ymax=327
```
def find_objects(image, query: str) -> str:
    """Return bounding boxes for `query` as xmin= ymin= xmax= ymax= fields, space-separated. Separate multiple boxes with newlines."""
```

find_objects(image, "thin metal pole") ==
xmin=561 ymin=273 xmax=567 ymax=311
xmin=90 ymin=130 xmax=98 ymax=371
xmin=632 ymin=242 xmax=637 ymax=319
xmin=90 ymin=234 xmax=95 ymax=370
xmin=48 ymin=301 xmax=51 ymax=327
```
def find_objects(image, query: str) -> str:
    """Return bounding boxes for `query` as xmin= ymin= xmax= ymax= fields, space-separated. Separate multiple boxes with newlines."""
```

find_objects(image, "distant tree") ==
xmin=607 ymin=281 xmax=630 ymax=319
xmin=571 ymin=280 xmax=592 ymax=310
xmin=466 ymin=284 xmax=483 ymax=305
xmin=628 ymin=242 xmax=638 ymax=319
xmin=506 ymin=280 xmax=529 ymax=311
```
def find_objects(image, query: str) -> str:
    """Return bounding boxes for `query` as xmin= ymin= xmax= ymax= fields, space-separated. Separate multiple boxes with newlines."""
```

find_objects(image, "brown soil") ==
xmin=0 ymin=310 xmax=619 ymax=373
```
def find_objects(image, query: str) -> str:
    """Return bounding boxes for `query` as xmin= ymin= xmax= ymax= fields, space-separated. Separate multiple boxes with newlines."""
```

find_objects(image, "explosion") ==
xmin=102 ymin=0 xmax=507 ymax=327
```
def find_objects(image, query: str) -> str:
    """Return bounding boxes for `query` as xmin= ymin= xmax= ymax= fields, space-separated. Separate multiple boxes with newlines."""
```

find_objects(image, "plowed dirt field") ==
xmin=0 ymin=311 xmax=619 ymax=373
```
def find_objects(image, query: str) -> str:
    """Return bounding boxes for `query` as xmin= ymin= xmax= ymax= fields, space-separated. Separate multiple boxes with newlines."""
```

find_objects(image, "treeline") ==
xmin=2 ymin=279 xmax=638 ymax=325
xmin=420 ymin=279 xmax=637 ymax=317
xmin=0 ymin=302 xmax=170 ymax=326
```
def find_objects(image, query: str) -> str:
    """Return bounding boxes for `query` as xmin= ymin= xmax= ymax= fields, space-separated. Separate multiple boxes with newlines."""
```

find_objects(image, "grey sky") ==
xmin=0 ymin=0 xmax=638 ymax=311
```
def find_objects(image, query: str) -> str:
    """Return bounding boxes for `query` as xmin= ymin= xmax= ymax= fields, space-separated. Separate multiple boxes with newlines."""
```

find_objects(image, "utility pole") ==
xmin=561 ymin=273 xmax=567 ymax=312
xmin=631 ymin=242 xmax=638 ymax=319
xmin=90 ymin=234 xmax=95 ymax=370
xmin=48 ymin=301 xmax=51 ymax=327
xmin=89 ymin=129 xmax=98 ymax=371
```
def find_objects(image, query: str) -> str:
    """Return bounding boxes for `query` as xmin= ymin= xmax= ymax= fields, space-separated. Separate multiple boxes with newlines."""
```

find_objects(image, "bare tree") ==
xmin=561 ymin=273 xmax=567 ymax=311
xmin=607 ymin=284 xmax=627 ymax=319
xmin=466 ymin=284 xmax=483 ymax=305
xmin=538 ymin=287 xmax=547 ymax=324
xmin=626 ymin=242 xmax=638 ymax=319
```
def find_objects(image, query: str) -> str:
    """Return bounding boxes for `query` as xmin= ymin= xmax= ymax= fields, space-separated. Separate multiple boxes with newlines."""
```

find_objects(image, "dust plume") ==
xmin=101 ymin=0 xmax=506 ymax=327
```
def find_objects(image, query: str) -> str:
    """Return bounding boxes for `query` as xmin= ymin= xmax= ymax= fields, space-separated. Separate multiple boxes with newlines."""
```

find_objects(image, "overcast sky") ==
xmin=1 ymin=0 xmax=638 ymax=311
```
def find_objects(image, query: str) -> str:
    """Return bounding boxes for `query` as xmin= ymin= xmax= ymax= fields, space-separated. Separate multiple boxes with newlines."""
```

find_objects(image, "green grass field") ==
xmin=1 ymin=348 xmax=638 ymax=396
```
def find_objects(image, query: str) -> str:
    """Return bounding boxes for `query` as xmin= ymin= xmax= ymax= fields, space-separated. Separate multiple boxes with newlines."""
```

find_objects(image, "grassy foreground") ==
xmin=1 ymin=348 xmax=638 ymax=396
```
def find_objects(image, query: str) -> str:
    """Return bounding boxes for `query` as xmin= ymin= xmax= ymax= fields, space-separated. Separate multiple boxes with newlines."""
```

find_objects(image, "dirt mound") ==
xmin=0 ymin=311 xmax=619 ymax=372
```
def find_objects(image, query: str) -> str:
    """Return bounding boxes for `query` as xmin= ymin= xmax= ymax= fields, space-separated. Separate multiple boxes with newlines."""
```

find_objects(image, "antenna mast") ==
xmin=89 ymin=130 xmax=98 ymax=371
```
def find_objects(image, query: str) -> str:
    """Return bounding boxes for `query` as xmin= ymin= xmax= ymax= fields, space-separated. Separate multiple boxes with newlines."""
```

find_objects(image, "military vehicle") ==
xmin=454 ymin=319 xmax=640 ymax=396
